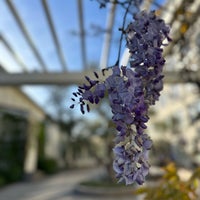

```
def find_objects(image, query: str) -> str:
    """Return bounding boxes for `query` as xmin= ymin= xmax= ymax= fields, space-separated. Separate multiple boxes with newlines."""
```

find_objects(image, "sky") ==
xmin=0 ymin=0 xmax=165 ymax=119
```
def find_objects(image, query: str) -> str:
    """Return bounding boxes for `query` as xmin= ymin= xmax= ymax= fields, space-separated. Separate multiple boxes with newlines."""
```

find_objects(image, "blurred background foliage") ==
xmin=0 ymin=111 xmax=27 ymax=186
xmin=136 ymin=163 xmax=200 ymax=200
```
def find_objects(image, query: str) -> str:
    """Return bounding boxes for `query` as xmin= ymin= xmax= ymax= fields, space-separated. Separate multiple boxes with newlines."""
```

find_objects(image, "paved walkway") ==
xmin=0 ymin=168 xmax=140 ymax=200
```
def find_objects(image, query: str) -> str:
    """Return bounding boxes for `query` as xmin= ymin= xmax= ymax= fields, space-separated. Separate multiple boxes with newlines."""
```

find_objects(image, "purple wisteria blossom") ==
xmin=70 ymin=10 xmax=171 ymax=185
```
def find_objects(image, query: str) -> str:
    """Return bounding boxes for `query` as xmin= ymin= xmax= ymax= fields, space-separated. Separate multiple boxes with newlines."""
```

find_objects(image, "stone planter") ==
xmin=74 ymin=183 xmax=136 ymax=196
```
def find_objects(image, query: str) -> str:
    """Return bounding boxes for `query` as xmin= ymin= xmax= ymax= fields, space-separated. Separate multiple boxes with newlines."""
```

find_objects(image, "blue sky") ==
xmin=0 ymin=0 xmax=107 ymax=72
xmin=0 ymin=0 xmax=165 ymax=118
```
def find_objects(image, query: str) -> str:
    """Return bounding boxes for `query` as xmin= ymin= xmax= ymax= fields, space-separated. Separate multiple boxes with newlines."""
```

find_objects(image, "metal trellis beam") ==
xmin=77 ymin=0 xmax=87 ymax=69
xmin=42 ymin=0 xmax=67 ymax=71
xmin=99 ymin=2 xmax=116 ymax=69
xmin=0 ymin=34 xmax=28 ymax=72
xmin=0 ymin=69 xmax=199 ymax=86
xmin=6 ymin=0 xmax=48 ymax=72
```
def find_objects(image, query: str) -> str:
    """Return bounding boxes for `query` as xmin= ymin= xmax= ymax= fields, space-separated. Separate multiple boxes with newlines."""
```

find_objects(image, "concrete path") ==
xmin=0 ymin=168 xmax=140 ymax=200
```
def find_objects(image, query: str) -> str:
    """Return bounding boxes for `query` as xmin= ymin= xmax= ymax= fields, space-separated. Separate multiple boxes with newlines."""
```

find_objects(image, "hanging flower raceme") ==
xmin=112 ymin=11 xmax=171 ymax=185
xmin=70 ymin=10 xmax=171 ymax=185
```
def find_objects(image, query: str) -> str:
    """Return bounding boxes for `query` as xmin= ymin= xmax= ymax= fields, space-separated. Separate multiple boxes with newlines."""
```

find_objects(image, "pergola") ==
xmin=0 ymin=0 xmax=199 ymax=86
xmin=0 ymin=0 xmax=200 ymax=179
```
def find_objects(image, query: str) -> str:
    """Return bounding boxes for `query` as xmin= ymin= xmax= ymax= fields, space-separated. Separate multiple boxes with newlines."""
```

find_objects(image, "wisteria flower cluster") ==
xmin=70 ymin=10 xmax=171 ymax=185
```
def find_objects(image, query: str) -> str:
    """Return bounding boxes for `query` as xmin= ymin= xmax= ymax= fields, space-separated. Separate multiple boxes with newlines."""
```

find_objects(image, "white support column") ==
xmin=99 ymin=3 xmax=117 ymax=69
xmin=23 ymin=118 xmax=40 ymax=180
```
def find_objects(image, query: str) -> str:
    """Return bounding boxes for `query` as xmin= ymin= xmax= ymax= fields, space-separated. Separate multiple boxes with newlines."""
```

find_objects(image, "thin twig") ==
xmin=115 ymin=1 xmax=131 ymax=66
